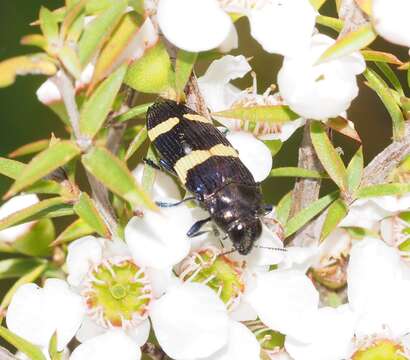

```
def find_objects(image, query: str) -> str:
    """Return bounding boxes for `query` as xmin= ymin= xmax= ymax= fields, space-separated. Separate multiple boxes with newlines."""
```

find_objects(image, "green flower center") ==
xmin=179 ymin=247 xmax=245 ymax=309
xmin=353 ymin=339 xmax=406 ymax=360
xmin=84 ymin=259 xmax=152 ymax=328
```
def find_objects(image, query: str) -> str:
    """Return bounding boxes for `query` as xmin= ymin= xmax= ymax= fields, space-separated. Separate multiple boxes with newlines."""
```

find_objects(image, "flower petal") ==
xmin=198 ymin=55 xmax=251 ymax=112
xmin=70 ymin=330 xmax=141 ymax=360
xmin=157 ymin=0 xmax=232 ymax=52
xmin=125 ymin=204 xmax=193 ymax=269
xmin=285 ymin=305 xmax=355 ymax=360
xmin=0 ymin=194 xmax=39 ymax=242
xmin=246 ymin=270 xmax=319 ymax=342
xmin=226 ymin=131 xmax=272 ymax=182
xmin=7 ymin=279 xmax=85 ymax=351
xmin=150 ymin=283 xmax=229 ymax=359
xmin=372 ymin=0 xmax=410 ymax=47
xmin=66 ymin=236 xmax=104 ymax=287
xmin=206 ymin=320 xmax=260 ymax=360
xmin=248 ymin=0 xmax=316 ymax=57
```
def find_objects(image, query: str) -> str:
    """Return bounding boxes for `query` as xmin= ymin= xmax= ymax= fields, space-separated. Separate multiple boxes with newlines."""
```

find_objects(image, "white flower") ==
xmin=6 ymin=279 xmax=85 ymax=351
xmin=0 ymin=194 xmax=39 ymax=242
xmin=340 ymin=193 xmax=410 ymax=229
xmin=198 ymin=55 xmax=306 ymax=142
xmin=157 ymin=0 xmax=316 ymax=57
xmin=70 ymin=330 xmax=141 ymax=360
xmin=372 ymin=0 xmax=410 ymax=48
xmin=347 ymin=237 xmax=410 ymax=340
xmin=278 ymin=34 xmax=366 ymax=119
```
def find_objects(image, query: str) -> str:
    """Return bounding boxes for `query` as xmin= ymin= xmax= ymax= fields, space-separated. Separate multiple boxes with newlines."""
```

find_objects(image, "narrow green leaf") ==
xmin=58 ymin=44 xmax=82 ymax=79
xmin=39 ymin=7 xmax=59 ymax=45
xmin=320 ymin=199 xmax=348 ymax=241
xmin=361 ymin=50 xmax=403 ymax=65
xmin=310 ymin=121 xmax=348 ymax=191
xmin=125 ymin=40 xmax=175 ymax=94
xmin=0 ymin=54 xmax=57 ymax=88
xmin=0 ymin=197 xmax=72 ymax=231
xmin=20 ymin=34 xmax=48 ymax=51
xmin=6 ymin=141 xmax=81 ymax=197
xmin=82 ymin=146 xmax=157 ymax=210
xmin=79 ymin=65 xmax=127 ymax=138
xmin=116 ymin=102 xmax=153 ymax=123
xmin=269 ymin=167 xmax=324 ymax=179
xmin=89 ymin=13 xmax=141 ymax=91
xmin=317 ymin=23 xmax=377 ymax=64
xmin=49 ymin=332 xmax=61 ymax=360
xmin=316 ymin=15 xmax=344 ymax=32
xmin=310 ymin=0 xmax=327 ymax=10
xmin=284 ymin=191 xmax=339 ymax=238
xmin=9 ymin=139 xmax=49 ymax=158
xmin=142 ymin=146 xmax=157 ymax=195
xmin=354 ymin=0 xmax=371 ymax=15
xmin=60 ymin=0 xmax=87 ymax=39
xmin=213 ymin=105 xmax=299 ymax=124
xmin=175 ymin=50 xmax=197 ymax=99
xmin=263 ymin=140 xmax=282 ymax=158
xmin=0 ymin=326 xmax=46 ymax=360
xmin=375 ymin=62 xmax=404 ymax=97
xmin=275 ymin=191 xmax=293 ymax=226
xmin=78 ymin=0 xmax=128 ymax=65
xmin=74 ymin=192 xmax=111 ymax=238
xmin=53 ymin=218 xmax=94 ymax=245
xmin=347 ymin=146 xmax=363 ymax=194
xmin=0 ymin=258 xmax=44 ymax=280
xmin=357 ymin=183 xmax=410 ymax=198
xmin=0 ymin=158 xmax=24 ymax=179
xmin=13 ymin=219 xmax=55 ymax=257
xmin=125 ymin=126 xmax=148 ymax=161
xmin=364 ymin=68 xmax=405 ymax=140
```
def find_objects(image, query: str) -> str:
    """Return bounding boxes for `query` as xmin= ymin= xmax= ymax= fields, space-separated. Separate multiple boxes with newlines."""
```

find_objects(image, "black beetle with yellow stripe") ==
xmin=146 ymin=99 xmax=266 ymax=255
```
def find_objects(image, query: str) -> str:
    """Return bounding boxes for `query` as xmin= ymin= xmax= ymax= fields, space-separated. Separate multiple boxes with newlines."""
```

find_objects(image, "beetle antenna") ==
xmin=218 ymin=248 xmax=238 ymax=257
xmin=253 ymin=245 xmax=287 ymax=252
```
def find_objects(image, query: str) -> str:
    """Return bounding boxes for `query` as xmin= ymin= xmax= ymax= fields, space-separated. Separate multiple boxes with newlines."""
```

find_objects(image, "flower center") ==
xmin=83 ymin=259 xmax=152 ymax=329
xmin=352 ymin=339 xmax=406 ymax=360
xmin=178 ymin=247 xmax=245 ymax=309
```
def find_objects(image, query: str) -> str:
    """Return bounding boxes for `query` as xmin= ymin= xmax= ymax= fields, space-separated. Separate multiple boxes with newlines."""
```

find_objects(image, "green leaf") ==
xmin=39 ymin=7 xmax=59 ymax=46
xmin=6 ymin=141 xmax=81 ymax=197
xmin=354 ymin=0 xmax=371 ymax=15
xmin=116 ymin=102 xmax=153 ymax=123
xmin=58 ymin=44 xmax=82 ymax=79
xmin=49 ymin=332 xmax=61 ymax=360
xmin=78 ymin=0 xmax=128 ymax=65
xmin=361 ymin=50 xmax=403 ymax=65
xmin=0 ymin=326 xmax=46 ymax=360
xmin=74 ymin=192 xmax=111 ymax=238
xmin=320 ymin=199 xmax=348 ymax=241
xmin=284 ymin=191 xmax=339 ymax=238
xmin=125 ymin=40 xmax=175 ymax=94
xmin=357 ymin=183 xmax=410 ymax=198
xmin=213 ymin=105 xmax=299 ymax=124
xmin=20 ymin=34 xmax=48 ymax=51
xmin=0 ymin=158 xmax=24 ymax=179
xmin=310 ymin=121 xmax=348 ymax=191
xmin=275 ymin=191 xmax=293 ymax=226
xmin=0 ymin=258 xmax=44 ymax=280
xmin=9 ymin=139 xmax=49 ymax=158
xmin=316 ymin=15 xmax=344 ymax=32
xmin=317 ymin=23 xmax=377 ymax=64
xmin=310 ymin=0 xmax=327 ymax=10
xmin=0 ymin=54 xmax=57 ymax=88
xmin=79 ymin=64 xmax=127 ymax=138
xmin=125 ymin=126 xmax=148 ymax=161
xmin=60 ymin=0 xmax=87 ymax=39
xmin=175 ymin=50 xmax=197 ymax=99
xmin=82 ymin=146 xmax=157 ymax=210
xmin=263 ymin=140 xmax=282 ymax=158
xmin=375 ymin=62 xmax=404 ymax=97
xmin=52 ymin=218 xmax=94 ymax=246
xmin=142 ymin=146 xmax=157 ymax=195
xmin=363 ymin=68 xmax=405 ymax=140
xmin=0 ymin=197 xmax=72 ymax=232
xmin=13 ymin=219 xmax=55 ymax=257
xmin=269 ymin=167 xmax=324 ymax=179
xmin=347 ymin=146 xmax=363 ymax=194
xmin=89 ymin=13 xmax=142 ymax=91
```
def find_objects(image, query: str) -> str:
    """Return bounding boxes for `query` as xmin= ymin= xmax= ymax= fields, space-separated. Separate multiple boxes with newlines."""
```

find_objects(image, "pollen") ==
xmin=178 ymin=247 xmax=245 ymax=310
xmin=82 ymin=259 xmax=152 ymax=329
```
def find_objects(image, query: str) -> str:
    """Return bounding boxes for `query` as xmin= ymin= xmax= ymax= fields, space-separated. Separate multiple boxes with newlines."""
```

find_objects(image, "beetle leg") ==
xmin=143 ymin=158 xmax=176 ymax=176
xmin=156 ymin=197 xmax=196 ymax=208
xmin=187 ymin=217 xmax=211 ymax=238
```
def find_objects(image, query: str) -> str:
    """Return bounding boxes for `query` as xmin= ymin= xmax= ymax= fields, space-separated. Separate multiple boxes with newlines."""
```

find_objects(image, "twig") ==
xmin=141 ymin=342 xmax=171 ymax=360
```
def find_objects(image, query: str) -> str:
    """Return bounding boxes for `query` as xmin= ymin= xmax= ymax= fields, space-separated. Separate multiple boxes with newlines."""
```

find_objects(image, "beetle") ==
xmin=146 ymin=99 xmax=267 ymax=255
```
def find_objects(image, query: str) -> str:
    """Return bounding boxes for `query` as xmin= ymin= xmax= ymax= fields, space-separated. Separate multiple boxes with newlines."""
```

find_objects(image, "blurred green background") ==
xmin=0 ymin=1 xmax=408 ymax=204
